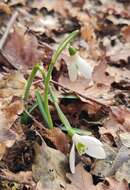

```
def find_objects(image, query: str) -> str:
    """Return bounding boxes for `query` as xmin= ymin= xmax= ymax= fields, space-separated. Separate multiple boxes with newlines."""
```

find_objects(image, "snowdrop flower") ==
xmin=67 ymin=47 xmax=93 ymax=81
xmin=69 ymin=133 xmax=106 ymax=174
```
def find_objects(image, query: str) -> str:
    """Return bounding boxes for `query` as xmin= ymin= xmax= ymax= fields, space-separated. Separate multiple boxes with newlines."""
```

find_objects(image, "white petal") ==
xmin=79 ymin=135 xmax=103 ymax=146
xmin=72 ymin=133 xmax=81 ymax=144
xmin=67 ymin=60 xmax=78 ymax=82
xmin=75 ymin=135 xmax=106 ymax=159
xmin=75 ymin=54 xmax=93 ymax=79
xmin=69 ymin=142 xmax=75 ymax=174
xmin=85 ymin=144 xmax=106 ymax=159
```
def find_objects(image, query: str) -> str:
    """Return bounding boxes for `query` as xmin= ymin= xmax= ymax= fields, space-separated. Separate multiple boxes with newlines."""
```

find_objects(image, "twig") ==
xmin=33 ymin=78 xmax=109 ymax=107
xmin=0 ymin=11 xmax=18 ymax=50
xmin=24 ymin=110 xmax=45 ymax=130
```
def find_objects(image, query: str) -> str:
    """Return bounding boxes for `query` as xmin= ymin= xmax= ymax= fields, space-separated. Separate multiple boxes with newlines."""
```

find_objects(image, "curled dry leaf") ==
xmin=42 ymin=127 xmax=69 ymax=154
xmin=34 ymin=122 xmax=69 ymax=154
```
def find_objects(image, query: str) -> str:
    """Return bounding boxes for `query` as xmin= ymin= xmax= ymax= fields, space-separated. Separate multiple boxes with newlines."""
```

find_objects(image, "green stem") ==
xmin=23 ymin=64 xmax=40 ymax=100
xmin=44 ymin=30 xmax=79 ymax=129
xmin=38 ymin=66 xmax=53 ymax=128
xmin=38 ymin=66 xmax=75 ymax=134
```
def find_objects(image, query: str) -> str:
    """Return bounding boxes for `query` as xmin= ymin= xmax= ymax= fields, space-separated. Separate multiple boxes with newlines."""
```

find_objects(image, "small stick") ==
xmin=33 ymin=78 xmax=108 ymax=107
xmin=0 ymin=11 xmax=18 ymax=50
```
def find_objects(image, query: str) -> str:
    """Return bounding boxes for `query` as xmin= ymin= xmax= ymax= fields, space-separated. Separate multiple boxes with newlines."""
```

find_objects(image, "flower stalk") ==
xmin=69 ymin=133 xmax=106 ymax=173
xmin=23 ymin=64 xmax=40 ymax=101
xmin=44 ymin=30 xmax=79 ymax=128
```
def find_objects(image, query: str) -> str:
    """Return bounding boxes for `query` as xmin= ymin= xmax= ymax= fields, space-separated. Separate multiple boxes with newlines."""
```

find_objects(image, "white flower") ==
xmin=69 ymin=134 xmax=106 ymax=174
xmin=67 ymin=53 xmax=93 ymax=82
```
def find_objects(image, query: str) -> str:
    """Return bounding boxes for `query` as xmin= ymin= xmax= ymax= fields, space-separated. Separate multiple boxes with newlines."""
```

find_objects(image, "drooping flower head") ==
xmin=67 ymin=46 xmax=94 ymax=82
xmin=69 ymin=133 xmax=106 ymax=174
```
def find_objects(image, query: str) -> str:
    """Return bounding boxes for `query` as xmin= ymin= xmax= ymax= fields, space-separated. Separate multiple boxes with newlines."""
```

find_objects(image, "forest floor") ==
xmin=0 ymin=0 xmax=130 ymax=189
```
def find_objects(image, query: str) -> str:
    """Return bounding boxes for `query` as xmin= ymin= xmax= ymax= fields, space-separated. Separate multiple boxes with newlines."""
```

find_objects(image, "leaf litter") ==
xmin=0 ymin=0 xmax=130 ymax=190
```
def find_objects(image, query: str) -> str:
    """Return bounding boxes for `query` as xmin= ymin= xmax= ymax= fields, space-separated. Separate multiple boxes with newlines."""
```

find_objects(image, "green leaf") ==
xmin=35 ymin=90 xmax=51 ymax=128
xmin=23 ymin=64 xmax=40 ymax=100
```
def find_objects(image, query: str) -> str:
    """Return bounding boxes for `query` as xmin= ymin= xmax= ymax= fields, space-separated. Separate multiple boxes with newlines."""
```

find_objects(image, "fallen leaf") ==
xmin=0 ymin=99 xmax=23 ymax=149
xmin=100 ymin=112 xmax=126 ymax=145
xmin=0 ymin=3 xmax=11 ymax=14
xmin=32 ymin=142 xmax=68 ymax=190
xmin=66 ymin=163 xmax=96 ymax=190
xmin=1 ymin=170 xmax=35 ymax=186
xmin=71 ymin=0 xmax=85 ymax=7
xmin=0 ymin=70 xmax=24 ymax=159
xmin=115 ymin=159 xmax=130 ymax=183
xmin=32 ymin=0 xmax=68 ymax=17
xmin=0 ymin=71 xmax=26 ymax=99
xmin=104 ymin=177 xmax=129 ymax=190
xmin=66 ymin=163 xmax=129 ymax=190
xmin=119 ymin=132 xmax=130 ymax=148
xmin=34 ymin=121 xmax=69 ymax=154
xmin=105 ymin=146 xmax=130 ymax=177
xmin=111 ymin=106 xmax=130 ymax=131
xmin=106 ymin=40 xmax=130 ymax=64
xmin=93 ymin=61 xmax=114 ymax=86
xmin=3 ymin=30 xmax=42 ymax=70
xmin=42 ymin=127 xmax=69 ymax=154
xmin=91 ymin=144 xmax=117 ymax=177
xmin=122 ymin=25 xmax=130 ymax=42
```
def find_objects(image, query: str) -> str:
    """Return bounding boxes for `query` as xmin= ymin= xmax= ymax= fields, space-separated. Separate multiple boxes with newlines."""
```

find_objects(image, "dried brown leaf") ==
xmin=32 ymin=142 xmax=67 ymax=190
xmin=104 ymin=177 xmax=129 ymax=190
xmin=0 ymin=3 xmax=11 ymax=14
xmin=115 ymin=159 xmax=130 ymax=183
xmin=66 ymin=163 xmax=95 ymax=190
xmin=42 ymin=127 xmax=69 ymax=154
xmin=1 ymin=170 xmax=35 ymax=186
xmin=4 ymin=30 xmax=42 ymax=70
xmin=66 ymin=164 xmax=129 ymax=190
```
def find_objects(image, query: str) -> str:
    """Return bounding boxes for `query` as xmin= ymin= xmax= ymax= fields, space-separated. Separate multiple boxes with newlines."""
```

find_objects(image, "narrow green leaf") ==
xmin=49 ymin=87 xmax=74 ymax=136
xmin=23 ymin=64 xmax=40 ymax=100
xmin=35 ymin=90 xmax=52 ymax=128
